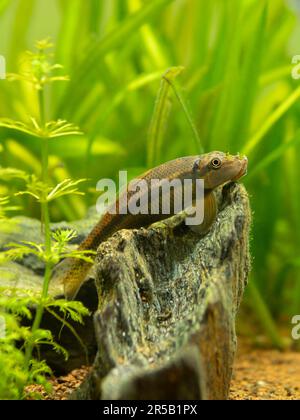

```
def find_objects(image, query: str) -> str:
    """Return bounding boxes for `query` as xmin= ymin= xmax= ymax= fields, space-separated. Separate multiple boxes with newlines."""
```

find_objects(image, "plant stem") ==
xmin=38 ymin=89 xmax=46 ymax=127
xmin=147 ymin=72 xmax=172 ymax=167
xmin=168 ymin=78 xmax=204 ymax=154
xmin=25 ymin=88 xmax=53 ymax=369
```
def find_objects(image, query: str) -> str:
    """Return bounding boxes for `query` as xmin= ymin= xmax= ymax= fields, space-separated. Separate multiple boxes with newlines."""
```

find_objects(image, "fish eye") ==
xmin=210 ymin=157 xmax=222 ymax=169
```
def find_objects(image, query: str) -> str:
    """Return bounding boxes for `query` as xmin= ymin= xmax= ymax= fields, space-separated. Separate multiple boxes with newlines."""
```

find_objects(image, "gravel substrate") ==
xmin=26 ymin=367 xmax=91 ymax=400
xmin=230 ymin=343 xmax=300 ymax=400
xmin=26 ymin=342 xmax=300 ymax=400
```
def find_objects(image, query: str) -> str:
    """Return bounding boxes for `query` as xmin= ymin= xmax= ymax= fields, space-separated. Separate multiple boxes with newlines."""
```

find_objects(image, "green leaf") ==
xmin=247 ymin=281 xmax=285 ymax=350
xmin=0 ymin=118 xmax=82 ymax=139
xmin=0 ymin=167 xmax=28 ymax=181
xmin=8 ymin=0 xmax=36 ymax=65
xmin=147 ymin=67 xmax=182 ymax=167
xmin=243 ymin=85 xmax=300 ymax=155
xmin=57 ymin=0 xmax=175 ymax=115
xmin=247 ymin=130 xmax=300 ymax=180
xmin=46 ymin=299 xmax=90 ymax=323
xmin=46 ymin=178 xmax=86 ymax=202
xmin=52 ymin=136 xmax=125 ymax=159
xmin=165 ymin=70 xmax=203 ymax=153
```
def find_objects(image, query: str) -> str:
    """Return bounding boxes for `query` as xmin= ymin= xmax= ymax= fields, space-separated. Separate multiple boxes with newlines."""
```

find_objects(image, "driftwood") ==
xmin=72 ymin=182 xmax=251 ymax=400
xmin=0 ymin=182 xmax=251 ymax=398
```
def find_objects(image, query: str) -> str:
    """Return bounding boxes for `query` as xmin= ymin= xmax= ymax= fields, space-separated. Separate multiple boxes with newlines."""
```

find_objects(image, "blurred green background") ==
xmin=0 ymin=0 xmax=300 ymax=347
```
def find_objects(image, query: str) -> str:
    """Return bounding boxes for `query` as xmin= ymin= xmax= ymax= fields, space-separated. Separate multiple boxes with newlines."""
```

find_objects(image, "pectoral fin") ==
xmin=185 ymin=191 xmax=217 ymax=236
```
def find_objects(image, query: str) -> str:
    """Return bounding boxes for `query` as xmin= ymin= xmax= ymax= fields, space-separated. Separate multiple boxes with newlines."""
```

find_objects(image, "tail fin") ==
xmin=51 ymin=257 xmax=93 ymax=300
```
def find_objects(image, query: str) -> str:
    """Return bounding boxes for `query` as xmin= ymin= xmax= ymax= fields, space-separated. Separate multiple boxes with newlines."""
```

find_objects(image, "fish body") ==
xmin=54 ymin=152 xmax=248 ymax=299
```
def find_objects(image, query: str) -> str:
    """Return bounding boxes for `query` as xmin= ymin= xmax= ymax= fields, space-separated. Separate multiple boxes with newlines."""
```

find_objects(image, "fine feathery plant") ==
xmin=0 ymin=40 xmax=96 ymax=399
xmin=0 ymin=195 xmax=54 ymax=399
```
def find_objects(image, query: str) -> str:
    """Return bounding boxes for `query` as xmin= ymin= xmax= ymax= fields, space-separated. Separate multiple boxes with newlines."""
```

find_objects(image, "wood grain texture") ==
xmin=72 ymin=182 xmax=251 ymax=400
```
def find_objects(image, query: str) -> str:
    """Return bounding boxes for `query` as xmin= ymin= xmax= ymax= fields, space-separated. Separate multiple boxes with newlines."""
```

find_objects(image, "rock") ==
xmin=72 ymin=182 xmax=251 ymax=400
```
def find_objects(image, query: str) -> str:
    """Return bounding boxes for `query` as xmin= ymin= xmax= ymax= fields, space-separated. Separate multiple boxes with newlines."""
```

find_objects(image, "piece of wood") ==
xmin=73 ymin=182 xmax=251 ymax=400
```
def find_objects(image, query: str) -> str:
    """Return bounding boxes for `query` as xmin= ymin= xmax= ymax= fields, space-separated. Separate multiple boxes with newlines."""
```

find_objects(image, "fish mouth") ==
xmin=231 ymin=157 xmax=248 ymax=181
